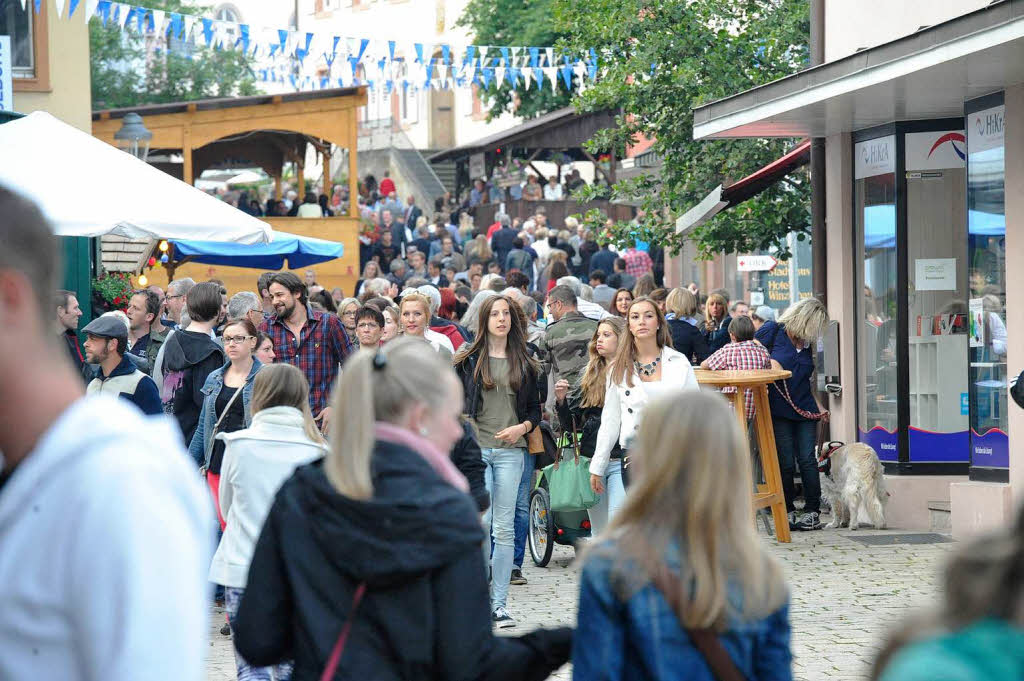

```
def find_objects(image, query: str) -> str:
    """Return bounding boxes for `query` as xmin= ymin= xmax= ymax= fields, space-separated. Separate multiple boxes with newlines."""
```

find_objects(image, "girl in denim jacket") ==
xmin=573 ymin=391 xmax=792 ymax=681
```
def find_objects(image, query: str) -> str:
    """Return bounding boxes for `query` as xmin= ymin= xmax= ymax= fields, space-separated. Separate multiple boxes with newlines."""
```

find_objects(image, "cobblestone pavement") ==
xmin=206 ymin=523 xmax=956 ymax=681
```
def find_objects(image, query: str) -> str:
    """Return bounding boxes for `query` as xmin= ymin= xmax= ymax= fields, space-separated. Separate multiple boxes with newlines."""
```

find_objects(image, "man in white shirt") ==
xmin=0 ymin=186 xmax=215 ymax=681
xmin=556 ymin=275 xmax=611 ymax=321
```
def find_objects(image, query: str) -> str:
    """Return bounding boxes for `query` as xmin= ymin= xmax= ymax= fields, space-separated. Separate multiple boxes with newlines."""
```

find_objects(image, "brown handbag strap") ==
xmin=649 ymin=564 xmax=748 ymax=681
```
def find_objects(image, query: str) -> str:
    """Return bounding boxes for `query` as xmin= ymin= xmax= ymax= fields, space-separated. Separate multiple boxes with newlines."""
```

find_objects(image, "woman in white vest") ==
xmin=592 ymin=296 xmax=700 ymax=517
xmin=209 ymin=363 xmax=328 ymax=681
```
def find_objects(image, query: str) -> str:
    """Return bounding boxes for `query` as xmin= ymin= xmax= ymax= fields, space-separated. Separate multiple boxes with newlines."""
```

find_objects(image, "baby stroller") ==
xmin=527 ymin=422 xmax=593 ymax=567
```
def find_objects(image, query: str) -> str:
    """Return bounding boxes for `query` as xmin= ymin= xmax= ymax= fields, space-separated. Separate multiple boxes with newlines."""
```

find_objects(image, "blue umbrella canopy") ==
xmin=171 ymin=231 xmax=344 ymax=270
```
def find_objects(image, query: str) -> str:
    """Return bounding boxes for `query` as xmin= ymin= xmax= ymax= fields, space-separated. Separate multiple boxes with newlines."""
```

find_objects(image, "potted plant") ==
xmin=91 ymin=271 xmax=134 ymax=318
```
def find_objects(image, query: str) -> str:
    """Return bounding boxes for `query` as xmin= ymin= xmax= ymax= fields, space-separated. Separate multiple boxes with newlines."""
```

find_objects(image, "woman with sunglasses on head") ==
xmin=592 ymin=297 xmax=699 ymax=509
xmin=233 ymin=339 xmax=571 ymax=680
xmin=188 ymin=318 xmax=263 ymax=529
xmin=454 ymin=295 xmax=541 ymax=629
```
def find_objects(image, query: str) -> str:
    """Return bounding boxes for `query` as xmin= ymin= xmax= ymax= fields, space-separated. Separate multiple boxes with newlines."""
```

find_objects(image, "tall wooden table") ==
xmin=693 ymin=369 xmax=793 ymax=543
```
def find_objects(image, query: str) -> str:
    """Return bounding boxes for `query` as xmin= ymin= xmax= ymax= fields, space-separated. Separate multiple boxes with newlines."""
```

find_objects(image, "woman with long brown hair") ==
xmin=554 ymin=316 xmax=626 ymax=535
xmin=454 ymin=295 xmax=541 ymax=628
xmin=573 ymin=391 xmax=791 ymax=678
xmin=611 ymin=288 xmax=633 ymax=317
xmin=593 ymin=297 xmax=699 ymax=502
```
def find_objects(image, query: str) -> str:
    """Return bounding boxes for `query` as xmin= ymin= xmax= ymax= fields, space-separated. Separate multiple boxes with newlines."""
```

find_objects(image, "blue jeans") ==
xmin=513 ymin=451 xmax=534 ymax=569
xmin=481 ymin=447 xmax=525 ymax=611
xmin=773 ymin=418 xmax=820 ymax=513
xmin=586 ymin=459 xmax=626 ymax=536
xmin=225 ymin=587 xmax=293 ymax=680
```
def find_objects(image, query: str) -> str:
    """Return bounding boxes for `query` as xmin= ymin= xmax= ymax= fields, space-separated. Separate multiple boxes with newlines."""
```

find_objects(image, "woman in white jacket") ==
xmin=209 ymin=363 xmax=328 ymax=681
xmin=591 ymin=297 xmax=699 ymax=533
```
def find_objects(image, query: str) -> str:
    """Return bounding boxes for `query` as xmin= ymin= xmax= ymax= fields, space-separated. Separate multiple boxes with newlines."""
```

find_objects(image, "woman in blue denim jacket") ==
xmin=573 ymin=391 xmax=792 ymax=681
xmin=188 ymin=318 xmax=263 ymax=528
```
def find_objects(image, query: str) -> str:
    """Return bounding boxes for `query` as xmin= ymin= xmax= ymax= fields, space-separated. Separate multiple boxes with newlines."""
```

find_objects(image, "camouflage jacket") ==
xmin=542 ymin=311 xmax=598 ymax=391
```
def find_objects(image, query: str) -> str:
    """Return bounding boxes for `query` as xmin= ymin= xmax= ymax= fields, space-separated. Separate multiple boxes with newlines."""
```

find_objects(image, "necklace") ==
xmin=634 ymin=356 xmax=661 ymax=377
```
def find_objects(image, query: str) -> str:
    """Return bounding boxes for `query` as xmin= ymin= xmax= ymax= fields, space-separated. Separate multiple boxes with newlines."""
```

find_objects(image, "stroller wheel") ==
xmin=528 ymin=487 xmax=554 ymax=567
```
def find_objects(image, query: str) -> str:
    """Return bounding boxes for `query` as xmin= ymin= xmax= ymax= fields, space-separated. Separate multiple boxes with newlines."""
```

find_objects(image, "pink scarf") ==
xmin=374 ymin=422 xmax=469 ymax=493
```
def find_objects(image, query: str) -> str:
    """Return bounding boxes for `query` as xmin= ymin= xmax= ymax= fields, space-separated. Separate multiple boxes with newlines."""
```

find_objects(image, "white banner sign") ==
xmin=855 ymin=135 xmax=896 ymax=179
xmin=0 ymin=36 xmax=12 ymax=113
xmin=469 ymin=153 xmax=486 ymax=181
xmin=914 ymin=257 xmax=957 ymax=291
xmin=905 ymin=130 xmax=965 ymax=171
xmin=737 ymin=255 xmax=778 ymax=272
xmin=968 ymin=104 xmax=1005 ymax=154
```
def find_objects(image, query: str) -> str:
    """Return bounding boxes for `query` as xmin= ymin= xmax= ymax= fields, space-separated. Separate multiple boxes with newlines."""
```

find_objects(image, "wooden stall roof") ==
xmin=428 ymin=106 xmax=618 ymax=163
xmin=92 ymin=87 xmax=364 ymax=121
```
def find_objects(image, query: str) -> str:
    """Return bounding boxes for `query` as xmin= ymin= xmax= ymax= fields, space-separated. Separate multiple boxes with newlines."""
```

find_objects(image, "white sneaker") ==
xmin=491 ymin=606 xmax=516 ymax=628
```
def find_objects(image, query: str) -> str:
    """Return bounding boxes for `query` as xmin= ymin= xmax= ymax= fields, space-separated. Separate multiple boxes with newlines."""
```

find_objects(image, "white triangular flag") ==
xmin=545 ymin=67 xmax=558 ymax=92
xmin=117 ymin=3 xmax=131 ymax=31
xmin=55 ymin=0 xmax=65 ymax=18
xmin=438 ymin=64 xmax=449 ymax=81
xmin=522 ymin=67 xmax=533 ymax=89
xmin=495 ymin=66 xmax=506 ymax=86
xmin=151 ymin=10 xmax=165 ymax=35
xmin=545 ymin=47 xmax=554 ymax=67
xmin=84 ymin=0 xmax=100 ymax=21
xmin=478 ymin=45 xmax=489 ymax=63
xmin=19 ymin=0 xmax=26 ymax=10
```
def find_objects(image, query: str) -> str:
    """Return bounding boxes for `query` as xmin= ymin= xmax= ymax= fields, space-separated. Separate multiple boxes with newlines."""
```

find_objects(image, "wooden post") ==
xmin=274 ymin=174 xmax=282 ymax=201
xmin=297 ymin=162 xmax=305 ymax=198
xmin=322 ymin=145 xmax=332 ymax=198
xmin=182 ymin=124 xmax=193 ymax=186
xmin=348 ymin=145 xmax=358 ymax=218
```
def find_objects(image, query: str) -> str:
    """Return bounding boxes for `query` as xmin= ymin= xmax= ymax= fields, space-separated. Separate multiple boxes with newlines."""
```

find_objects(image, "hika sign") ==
xmin=854 ymin=135 xmax=895 ymax=179
xmin=0 ymin=36 xmax=12 ymax=113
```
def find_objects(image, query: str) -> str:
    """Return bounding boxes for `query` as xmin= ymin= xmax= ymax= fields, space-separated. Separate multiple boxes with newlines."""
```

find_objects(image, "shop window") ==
xmin=2 ymin=0 xmax=49 ymax=90
xmin=966 ymin=97 xmax=1008 ymax=477
xmin=855 ymin=135 xmax=898 ymax=461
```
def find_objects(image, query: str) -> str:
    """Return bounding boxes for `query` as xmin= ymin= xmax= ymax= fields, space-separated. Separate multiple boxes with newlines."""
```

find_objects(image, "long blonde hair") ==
xmin=777 ymin=297 xmax=829 ymax=344
xmin=580 ymin=317 xmax=626 ymax=408
xmin=589 ymin=391 xmax=788 ymax=630
xmin=703 ymin=292 xmax=729 ymax=329
xmin=609 ymin=297 xmax=672 ymax=388
xmin=249 ymin=364 xmax=324 ymax=445
xmin=326 ymin=338 xmax=458 ymax=499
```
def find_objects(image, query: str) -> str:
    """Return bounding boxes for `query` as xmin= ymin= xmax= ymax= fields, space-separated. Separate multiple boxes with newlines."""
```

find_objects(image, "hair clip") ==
xmin=372 ymin=349 xmax=388 ymax=370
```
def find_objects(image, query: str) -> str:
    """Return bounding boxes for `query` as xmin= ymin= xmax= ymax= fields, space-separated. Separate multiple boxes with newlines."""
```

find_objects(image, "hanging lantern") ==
xmin=148 ymin=256 xmax=157 ymax=267
xmin=159 ymin=240 xmax=169 ymax=252
xmin=160 ymin=254 xmax=169 ymax=264
xmin=138 ymin=274 xmax=149 ymax=286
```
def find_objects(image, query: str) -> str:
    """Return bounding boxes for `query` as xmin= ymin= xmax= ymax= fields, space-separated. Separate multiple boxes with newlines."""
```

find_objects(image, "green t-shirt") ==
xmin=474 ymin=357 xmax=525 ymax=450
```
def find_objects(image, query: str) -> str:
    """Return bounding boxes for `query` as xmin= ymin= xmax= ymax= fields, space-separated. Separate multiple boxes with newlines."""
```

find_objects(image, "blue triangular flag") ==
xmin=68 ymin=0 xmax=81 ymax=18
xmin=34 ymin=0 xmax=41 ymax=13
xmin=441 ymin=44 xmax=450 ymax=65
xmin=388 ymin=40 xmax=396 ymax=62
xmin=169 ymin=13 xmax=183 ymax=40
xmin=97 ymin=0 xmax=111 ymax=25
xmin=296 ymin=32 xmax=313 ymax=61
xmin=414 ymin=43 xmax=425 ymax=64
xmin=529 ymin=47 xmax=539 ymax=68
xmin=278 ymin=29 xmax=288 ymax=54
xmin=534 ymin=68 xmax=544 ymax=87
xmin=356 ymin=38 xmax=369 ymax=60
xmin=238 ymin=25 xmax=250 ymax=53
xmin=201 ymin=18 xmax=214 ymax=46
xmin=465 ymin=45 xmax=475 ymax=65
xmin=480 ymin=68 xmax=493 ymax=89
xmin=560 ymin=64 xmax=573 ymax=90
xmin=500 ymin=47 xmax=510 ymax=66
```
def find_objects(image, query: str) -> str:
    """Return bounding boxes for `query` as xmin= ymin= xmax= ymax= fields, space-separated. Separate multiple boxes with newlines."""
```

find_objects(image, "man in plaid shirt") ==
xmin=622 ymin=243 xmax=653 ymax=279
xmin=261 ymin=272 xmax=353 ymax=433
xmin=700 ymin=315 xmax=770 ymax=420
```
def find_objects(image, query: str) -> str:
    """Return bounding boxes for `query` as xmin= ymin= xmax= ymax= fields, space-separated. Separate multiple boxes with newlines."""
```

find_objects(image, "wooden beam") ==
xmin=322 ymin=146 xmax=331 ymax=197
xmin=580 ymin=148 xmax=612 ymax=184
xmin=182 ymin=124 xmax=193 ymax=185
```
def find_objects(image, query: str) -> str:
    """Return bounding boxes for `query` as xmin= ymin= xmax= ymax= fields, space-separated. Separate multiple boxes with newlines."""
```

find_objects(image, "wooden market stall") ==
xmin=92 ymin=87 xmax=368 ymax=296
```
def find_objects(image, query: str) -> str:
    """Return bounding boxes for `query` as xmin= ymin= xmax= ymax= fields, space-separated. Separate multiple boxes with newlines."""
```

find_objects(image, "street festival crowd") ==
xmin=3 ymin=175 xmax=1023 ymax=681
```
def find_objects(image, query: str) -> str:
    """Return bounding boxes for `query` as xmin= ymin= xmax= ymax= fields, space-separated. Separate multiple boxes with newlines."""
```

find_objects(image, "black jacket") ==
xmin=490 ymin=227 xmax=518 ymax=266
xmin=160 ymin=329 xmax=225 ymax=445
xmin=668 ymin=318 xmax=711 ymax=365
xmin=701 ymin=315 xmax=733 ymax=354
xmin=452 ymin=421 xmax=489 ymax=512
xmin=455 ymin=350 xmax=542 ymax=434
xmin=555 ymin=392 xmax=621 ymax=461
xmin=234 ymin=443 xmax=571 ymax=680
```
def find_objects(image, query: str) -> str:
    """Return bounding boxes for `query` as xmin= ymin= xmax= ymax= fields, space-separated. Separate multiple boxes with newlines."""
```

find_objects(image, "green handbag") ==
xmin=542 ymin=420 xmax=600 ymax=512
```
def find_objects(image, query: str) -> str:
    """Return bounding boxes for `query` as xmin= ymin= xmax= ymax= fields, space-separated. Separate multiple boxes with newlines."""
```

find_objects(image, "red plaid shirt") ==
xmin=261 ymin=306 xmax=353 ymax=416
xmin=622 ymin=248 xmax=653 ymax=278
xmin=704 ymin=340 xmax=771 ymax=420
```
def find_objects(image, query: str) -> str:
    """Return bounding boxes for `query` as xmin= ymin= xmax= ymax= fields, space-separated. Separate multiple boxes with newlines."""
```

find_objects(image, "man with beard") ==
xmin=260 ymin=272 xmax=352 ymax=435
xmin=82 ymin=316 xmax=162 ymax=415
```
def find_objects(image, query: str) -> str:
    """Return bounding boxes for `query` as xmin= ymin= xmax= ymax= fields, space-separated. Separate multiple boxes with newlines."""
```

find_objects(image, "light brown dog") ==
xmin=818 ymin=442 xmax=887 ymax=530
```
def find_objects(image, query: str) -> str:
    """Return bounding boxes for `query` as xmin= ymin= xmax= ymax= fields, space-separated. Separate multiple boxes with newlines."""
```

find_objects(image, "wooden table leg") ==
xmin=753 ymin=385 xmax=791 ymax=543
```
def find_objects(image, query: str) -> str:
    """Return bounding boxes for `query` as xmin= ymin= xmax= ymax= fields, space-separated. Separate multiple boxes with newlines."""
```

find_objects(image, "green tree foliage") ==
xmin=556 ymin=0 xmax=810 ymax=258
xmin=458 ymin=0 xmax=572 ymax=119
xmin=90 ymin=0 xmax=259 ymax=110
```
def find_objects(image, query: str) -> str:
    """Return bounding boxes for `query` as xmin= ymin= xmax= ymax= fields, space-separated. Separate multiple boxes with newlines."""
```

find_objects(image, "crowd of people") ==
xmin=4 ymin=179 xmax=1023 ymax=681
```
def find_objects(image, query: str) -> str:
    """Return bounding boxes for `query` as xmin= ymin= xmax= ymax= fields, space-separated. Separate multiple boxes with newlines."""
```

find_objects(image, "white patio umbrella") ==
xmin=0 ymin=112 xmax=272 ymax=244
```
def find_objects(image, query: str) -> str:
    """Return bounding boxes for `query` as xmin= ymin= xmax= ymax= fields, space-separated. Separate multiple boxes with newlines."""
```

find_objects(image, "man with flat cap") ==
xmin=82 ymin=315 xmax=162 ymax=415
